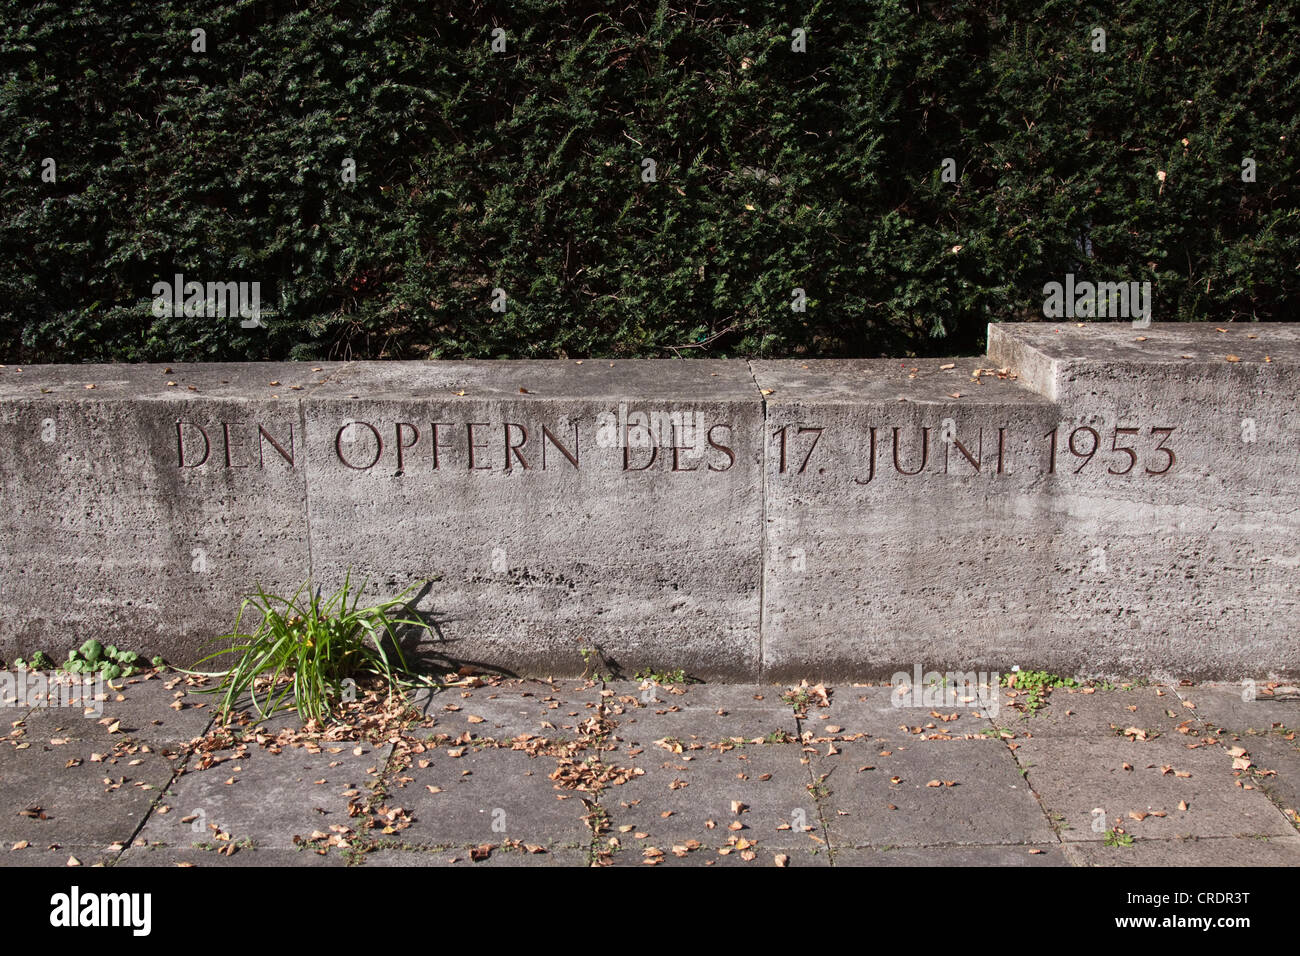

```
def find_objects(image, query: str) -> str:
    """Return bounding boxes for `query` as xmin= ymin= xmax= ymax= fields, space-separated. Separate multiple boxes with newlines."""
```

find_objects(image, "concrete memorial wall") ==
xmin=1 ymin=323 xmax=1295 ymax=681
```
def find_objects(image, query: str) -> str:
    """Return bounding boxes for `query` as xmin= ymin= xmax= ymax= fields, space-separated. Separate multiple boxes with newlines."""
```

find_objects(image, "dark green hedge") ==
xmin=1 ymin=1 xmax=1296 ymax=363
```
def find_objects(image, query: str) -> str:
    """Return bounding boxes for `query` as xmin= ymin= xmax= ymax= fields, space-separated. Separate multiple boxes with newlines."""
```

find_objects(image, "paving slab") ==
xmin=2 ymin=676 xmax=1297 ymax=867
xmin=799 ymin=684 xmax=995 ymax=743
xmin=808 ymin=738 xmax=1056 ymax=848
xmin=1247 ymin=737 xmax=1300 ymax=812
xmin=994 ymin=685 xmax=1194 ymax=739
xmin=831 ymin=844 xmax=1069 ymax=867
xmin=379 ymin=746 xmax=592 ymax=849
xmin=203 ymin=691 xmax=337 ymax=735
xmin=601 ymin=742 xmax=824 ymax=854
xmin=99 ymin=684 xmax=216 ymax=744
xmin=3 ymin=704 xmax=116 ymax=744
xmin=412 ymin=679 xmax=604 ymax=740
xmin=1176 ymin=683 xmax=1300 ymax=735
xmin=604 ymin=682 xmax=800 ymax=747
xmin=1064 ymin=833 xmax=1300 ymax=867
xmin=0 ymin=740 xmax=175 ymax=846
xmin=137 ymin=742 xmax=390 ymax=849
xmin=1206 ymin=730 xmax=1300 ymax=824
xmin=605 ymin=842 xmax=830 ymax=867
xmin=1014 ymin=736 xmax=1293 ymax=842
xmin=6 ymin=676 xmax=214 ymax=748
xmin=115 ymin=846 xmax=347 ymax=867
xmin=357 ymin=847 xmax=590 ymax=867
xmin=0 ymin=845 xmax=122 ymax=867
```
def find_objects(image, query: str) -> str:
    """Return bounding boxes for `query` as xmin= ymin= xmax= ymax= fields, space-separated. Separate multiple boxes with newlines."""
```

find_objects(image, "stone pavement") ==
xmin=1 ymin=673 xmax=1297 ymax=867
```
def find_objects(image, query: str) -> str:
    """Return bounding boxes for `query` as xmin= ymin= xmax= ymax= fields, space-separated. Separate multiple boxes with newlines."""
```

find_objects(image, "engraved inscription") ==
xmin=767 ymin=421 xmax=1179 ymax=483
xmin=176 ymin=420 xmax=296 ymax=469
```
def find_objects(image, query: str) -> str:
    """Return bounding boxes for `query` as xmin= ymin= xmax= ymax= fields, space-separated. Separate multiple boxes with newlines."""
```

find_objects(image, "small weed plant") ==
xmin=13 ymin=642 xmax=162 ymax=679
xmin=1002 ymin=669 xmax=1079 ymax=713
xmin=634 ymin=667 xmax=691 ymax=685
xmin=1104 ymin=829 xmax=1134 ymax=848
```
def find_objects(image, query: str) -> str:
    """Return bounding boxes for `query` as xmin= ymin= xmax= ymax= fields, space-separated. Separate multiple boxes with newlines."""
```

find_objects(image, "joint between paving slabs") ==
xmin=584 ymin=677 xmax=627 ymax=866
xmin=792 ymin=709 xmax=841 ymax=864
xmin=110 ymin=708 xmax=219 ymax=865
xmin=980 ymin=707 xmax=1066 ymax=848
xmin=355 ymin=678 xmax=625 ymax=865
xmin=1172 ymin=684 xmax=1300 ymax=837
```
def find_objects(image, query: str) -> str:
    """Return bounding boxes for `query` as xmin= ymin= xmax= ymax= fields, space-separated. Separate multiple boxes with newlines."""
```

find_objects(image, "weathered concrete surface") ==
xmin=991 ymin=685 xmax=1197 ymax=739
xmin=754 ymin=357 xmax=1060 ymax=679
xmin=411 ymin=678 xmax=605 ymax=740
xmin=983 ymin=323 xmax=1300 ymax=680
xmin=303 ymin=359 xmax=764 ymax=679
xmin=830 ymin=844 xmax=1070 ymax=866
xmin=1014 ymin=736 xmax=1292 ymax=842
xmin=602 ymin=681 xmax=800 ymax=746
xmin=3 ymin=678 xmax=1297 ymax=867
xmin=0 ymin=363 xmax=334 ymax=665
xmin=808 ymin=739 xmax=1058 ymax=847
xmin=383 ymin=747 xmax=592 ymax=849
xmin=137 ymin=743 xmax=390 ymax=850
xmin=759 ymin=323 xmax=1300 ymax=680
xmin=600 ymin=743 xmax=825 ymax=856
xmin=1 ymin=325 xmax=1298 ymax=680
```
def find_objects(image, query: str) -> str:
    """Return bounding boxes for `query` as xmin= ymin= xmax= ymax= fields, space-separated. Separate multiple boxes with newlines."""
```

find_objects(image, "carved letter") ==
xmin=623 ymin=423 xmax=658 ymax=471
xmin=892 ymin=426 xmax=929 ymax=476
xmin=394 ymin=422 xmax=420 ymax=473
xmin=467 ymin=422 xmax=491 ymax=470
xmin=541 ymin=424 xmax=580 ymax=470
xmin=430 ymin=422 xmax=454 ymax=469
xmin=176 ymin=421 xmax=210 ymax=467
xmin=706 ymin=424 xmax=735 ymax=472
xmin=504 ymin=423 xmax=530 ymax=470
xmin=854 ymin=426 xmax=878 ymax=485
xmin=257 ymin=424 xmax=295 ymax=467
xmin=221 ymin=422 xmax=249 ymax=469
xmin=671 ymin=423 xmax=699 ymax=472
xmin=336 ymin=421 xmax=383 ymax=470
xmin=946 ymin=428 xmax=982 ymax=474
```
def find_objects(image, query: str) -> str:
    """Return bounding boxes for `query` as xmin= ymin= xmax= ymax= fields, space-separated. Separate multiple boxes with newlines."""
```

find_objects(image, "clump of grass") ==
xmin=193 ymin=573 xmax=432 ymax=723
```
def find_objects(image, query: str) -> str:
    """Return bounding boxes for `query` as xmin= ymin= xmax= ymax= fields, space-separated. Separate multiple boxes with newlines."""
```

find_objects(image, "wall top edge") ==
xmin=989 ymin=321 xmax=1300 ymax=367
